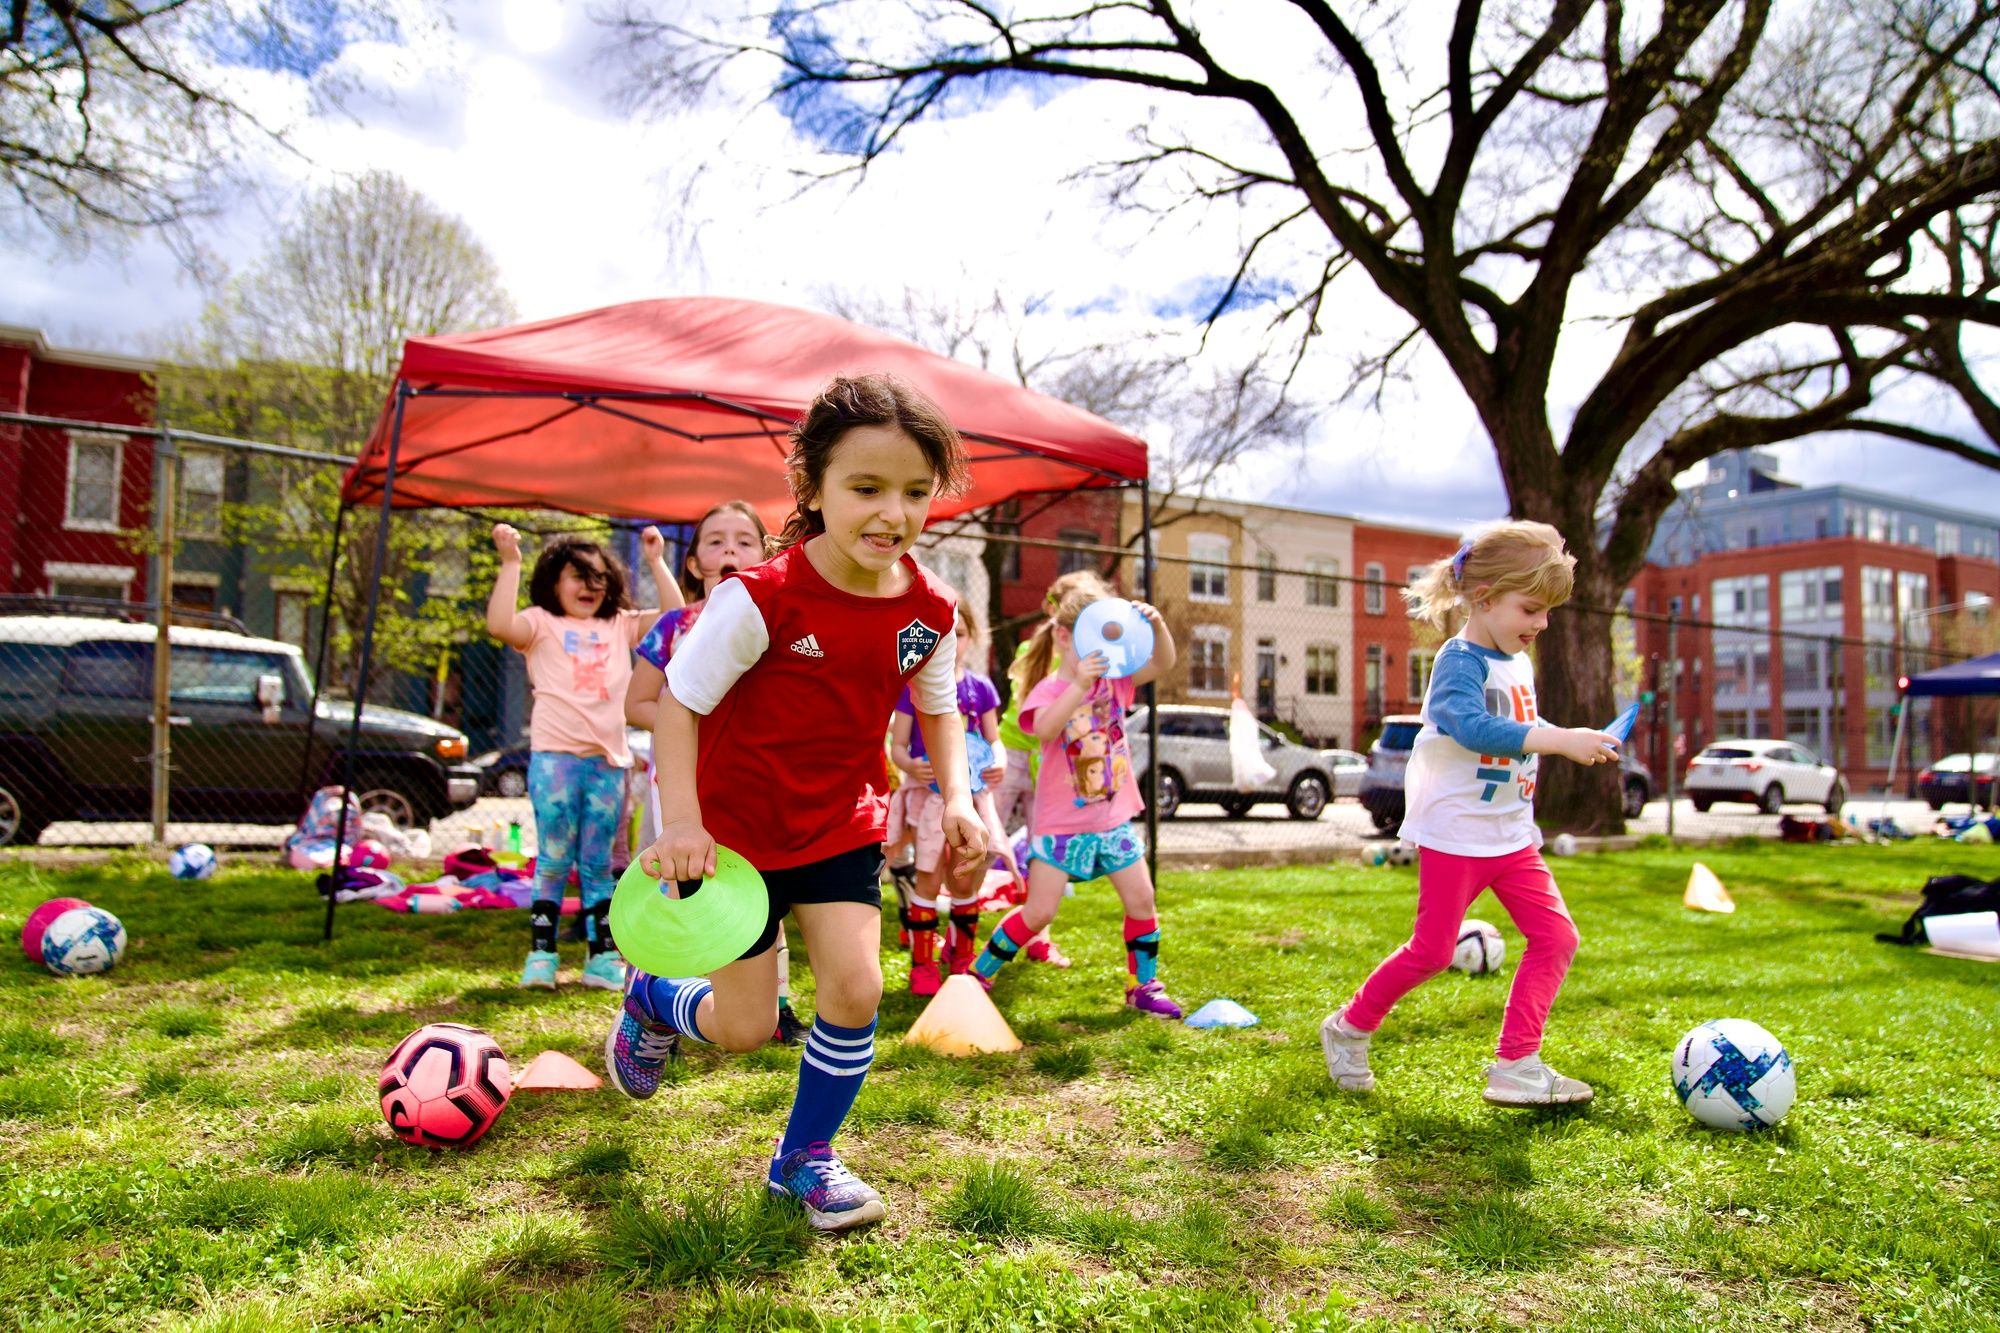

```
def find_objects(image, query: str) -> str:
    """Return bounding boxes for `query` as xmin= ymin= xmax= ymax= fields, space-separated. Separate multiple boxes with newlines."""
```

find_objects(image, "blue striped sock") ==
xmin=634 ymin=973 xmax=712 ymax=1044
xmin=776 ymin=1015 xmax=877 ymax=1162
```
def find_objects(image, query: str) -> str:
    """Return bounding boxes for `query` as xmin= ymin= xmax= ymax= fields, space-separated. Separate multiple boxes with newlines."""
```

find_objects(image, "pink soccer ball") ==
xmin=22 ymin=897 xmax=91 ymax=964
xmin=348 ymin=839 xmax=392 ymax=869
xmin=378 ymin=1023 xmax=513 ymax=1149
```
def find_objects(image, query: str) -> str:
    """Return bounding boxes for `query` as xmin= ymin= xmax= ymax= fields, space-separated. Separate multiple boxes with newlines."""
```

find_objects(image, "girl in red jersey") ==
xmin=607 ymin=374 xmax=986 ymax=1233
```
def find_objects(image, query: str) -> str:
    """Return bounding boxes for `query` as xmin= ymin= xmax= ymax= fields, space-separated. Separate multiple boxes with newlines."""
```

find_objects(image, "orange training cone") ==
xmin=902 ymin=974 xmax=1023 ymax=1056
xmin=1683 ymin=863 xmax=1736 ymax=914
xmin=516 ymin=1050 xmax=603 ymax=1091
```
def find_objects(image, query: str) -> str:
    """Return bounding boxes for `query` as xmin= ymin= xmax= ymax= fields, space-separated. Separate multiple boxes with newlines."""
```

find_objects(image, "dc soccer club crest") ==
xmin=896 ymin=618 xmax=943 ymax=673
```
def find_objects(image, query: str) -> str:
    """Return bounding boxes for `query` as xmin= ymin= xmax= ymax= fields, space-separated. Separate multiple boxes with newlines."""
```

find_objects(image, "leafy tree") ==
xmin=2 ymin=1 xmax=423 ymax=255
xmin=606 ymin=0 xmax=2000 ymax=829
xmin=154 ymin=169 xmax=517 ymax=693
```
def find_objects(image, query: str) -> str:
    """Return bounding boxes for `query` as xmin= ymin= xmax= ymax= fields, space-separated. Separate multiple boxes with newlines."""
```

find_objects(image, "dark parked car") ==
xmin=1917 ymin=752 xmax=1998 ymax=810
xmin=472 ymin=737 xmax=532 ymax=798
xmin=0 ymin=615 xmax=481 ymax=846
xmin=1359 ymin=713 xmax=1655 ymax=830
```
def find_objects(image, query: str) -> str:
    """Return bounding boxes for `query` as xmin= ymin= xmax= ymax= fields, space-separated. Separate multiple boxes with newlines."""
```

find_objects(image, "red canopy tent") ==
xmin=340 ymin=296 xmax=1149 ymax=524
xmin=316 ymin=297 xmax=1154 ymax=939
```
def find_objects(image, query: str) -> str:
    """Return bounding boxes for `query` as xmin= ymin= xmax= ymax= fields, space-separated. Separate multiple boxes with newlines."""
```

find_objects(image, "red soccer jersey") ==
xmin=664 ymin=545 xmax=959 ymax=870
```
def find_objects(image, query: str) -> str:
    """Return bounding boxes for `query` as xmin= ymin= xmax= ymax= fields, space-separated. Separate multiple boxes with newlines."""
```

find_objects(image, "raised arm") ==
xmin=638 ymin=525 xmax=683 ymax=612
xmin=485 ymin=524 xmax=533 ymax=650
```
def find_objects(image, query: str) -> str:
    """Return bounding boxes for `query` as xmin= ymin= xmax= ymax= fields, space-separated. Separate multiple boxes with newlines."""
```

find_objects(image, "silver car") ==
xmin=1126 ymin=704 xmax=1335 ymax=820
xmin=1318 ymin=748 xmax=1367 ymax=800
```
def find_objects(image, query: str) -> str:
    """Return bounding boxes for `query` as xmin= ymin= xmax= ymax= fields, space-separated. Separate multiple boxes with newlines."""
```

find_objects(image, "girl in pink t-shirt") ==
xmin=970 ymin=571 xmax=1182 ymax=1018
xmin=487 ymin=523 xmax=678 ymax=991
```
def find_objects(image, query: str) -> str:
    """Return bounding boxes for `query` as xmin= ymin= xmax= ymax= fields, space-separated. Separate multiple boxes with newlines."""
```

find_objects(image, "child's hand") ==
xmin=641 ymin=817 xmax=717 ymax=886
xmin=941 ymin=798 xmax=989 ymax=875
xmin=910 ymin=758 xmax=936 ymax=785
xmin=640 ymin=525 xmax=665 ymax=562
xmin=979 ymin=752 xmax=1008 ymax=786
xmin=1133 ymin=601 xmax=1164 ymax=627
xmin=492 ymin=523 xmax=522 ymax=562
xmin=1550 ymin=727 xmax=1620 ymax=766
xmin=1065 ymin=650 xmax=1110 ymax=683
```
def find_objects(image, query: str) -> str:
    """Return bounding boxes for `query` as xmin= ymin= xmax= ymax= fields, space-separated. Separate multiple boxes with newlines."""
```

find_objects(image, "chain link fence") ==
xmin=3 ymin=412 xmax=1992 ymax=862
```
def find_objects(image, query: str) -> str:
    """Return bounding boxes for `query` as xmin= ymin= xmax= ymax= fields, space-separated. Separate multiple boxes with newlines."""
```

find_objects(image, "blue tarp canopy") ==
xmin=1904 ymin=652 xmax=2000 ymax=698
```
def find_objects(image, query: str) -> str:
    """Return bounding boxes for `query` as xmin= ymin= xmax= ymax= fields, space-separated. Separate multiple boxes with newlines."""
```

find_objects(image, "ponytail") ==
xmin=1013 ymin=569 xmax=1117 ymax=695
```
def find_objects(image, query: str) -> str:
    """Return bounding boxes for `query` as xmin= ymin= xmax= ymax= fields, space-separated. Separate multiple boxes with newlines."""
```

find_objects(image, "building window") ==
xmin=1862 ymin=567 xmax=1896 ymax=624
xmin=275 ymin=591 xmax=311 ymax=650
xmin=178 ymin=448 xmax=226 ymax=539
xmin=45 ymin=560 xmax=136 ymax=603
xmin=1711 ymin=574 xmax=1769 ymax=627
xmin=1256 ymin=551 xmax=1276 ymax=602
xmin=1714 ymin=708 xmax=1766 ymax=739
xmin=171 ymin=581 xmax=217 ymax=612
xmin=65 ymin=433 xmax=124 ymax=532
xmin=1937 ymin=522 xmax=1961 ymax=556
xmin=1897 ymin=571 xmax=1930 ymax=639
xmin=1305 ymin=644 xmax=1340 ymax=695
xmin=1784 ymin=706 xmax=1829 ymax=756
xmin=1408 ymin=647 xmax=1436 ymax=701
xmin=1305 ymin=557 xmax=1339 ymax=608
xmin=1364 ymin=643 xmax=1384 ymax=714
xmin=1187 ymin=534 xmax=1229 ymax=603
xmin=51 ymin=578 xmax=126 ymax=601
xmin=1782 ymin=639 xmax=1829 ymax=693
xmin=1363 ymin=562 xmax=1386 ymax=616
xmin=1057 ymin=529 xmax=1098 ymax=577
xmin=1188 ymin=626 xmax=1229 ymax=695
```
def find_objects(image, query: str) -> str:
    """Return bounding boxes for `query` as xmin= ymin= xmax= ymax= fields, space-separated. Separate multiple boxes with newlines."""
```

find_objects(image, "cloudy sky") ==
xmin=4 ymin=0 xmax=1997 ymax=535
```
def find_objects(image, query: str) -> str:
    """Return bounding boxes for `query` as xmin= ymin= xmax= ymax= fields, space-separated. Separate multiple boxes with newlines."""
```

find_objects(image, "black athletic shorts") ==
xmin=738 ymin=843 xmax=885 ymax=960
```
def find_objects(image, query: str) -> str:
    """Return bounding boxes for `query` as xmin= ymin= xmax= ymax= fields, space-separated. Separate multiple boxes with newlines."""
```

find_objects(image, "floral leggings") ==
xmin=528 ymin=751 xmax=627 ymax=952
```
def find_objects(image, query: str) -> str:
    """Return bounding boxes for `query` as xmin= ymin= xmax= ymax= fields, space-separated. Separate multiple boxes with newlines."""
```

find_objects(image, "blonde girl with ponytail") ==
xmin=974 ymin=570 xmax=1183 ymax=1018
xmin=1321 ymin=520 xmax=1619 ymax=1107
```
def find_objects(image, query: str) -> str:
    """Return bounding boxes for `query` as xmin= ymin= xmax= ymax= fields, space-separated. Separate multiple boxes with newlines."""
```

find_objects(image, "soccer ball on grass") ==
xmin=379 ymin=1023 xmax=513 ymax=1148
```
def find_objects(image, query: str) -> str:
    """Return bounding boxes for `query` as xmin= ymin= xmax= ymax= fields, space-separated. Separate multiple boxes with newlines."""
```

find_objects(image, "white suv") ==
xmin=1685 ymin=738 xmax=1846 ymax=815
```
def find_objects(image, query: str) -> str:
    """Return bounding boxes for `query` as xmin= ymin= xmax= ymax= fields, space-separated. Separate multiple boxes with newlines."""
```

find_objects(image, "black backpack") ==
xmin=1876 ymin=874 xmax=2000 ymax=945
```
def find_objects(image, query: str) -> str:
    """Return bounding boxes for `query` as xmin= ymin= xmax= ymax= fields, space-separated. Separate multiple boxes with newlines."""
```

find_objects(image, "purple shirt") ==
xmin=894 ymin=670 xmax=1000 ymax=760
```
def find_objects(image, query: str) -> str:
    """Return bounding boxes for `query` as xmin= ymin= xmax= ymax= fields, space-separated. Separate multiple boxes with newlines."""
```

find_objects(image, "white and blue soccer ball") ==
xmin=41 ymin=907 xmax=127 ymax=976
xmin=168 ymin=843 xmax=218 ymax=881
xmin=1451 ymin=919 xmax=1505 ymax=974
xmin=1385 ymin=842 xmax=1417 ymax=867
xmin=1672 ymin=1018 xmax=1795 ymax=1131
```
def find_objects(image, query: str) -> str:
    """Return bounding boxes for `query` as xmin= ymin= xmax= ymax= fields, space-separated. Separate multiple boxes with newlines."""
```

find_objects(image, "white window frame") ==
xmin=1305 ymin=556 xmax=1340 ymax=608
xmin=1364 ymin=562 xmax=1386 ymax=616
xmin=1187 ymin=624 xmax=1230 ymax=696
xmin=177 ymin=447 xmax=227 ymax=539
xmin=1305 ymin=642 xmax=1340 ymax=695
xmin=44 ymin=561 xmax=137 ymax=597
xmin=65 ymin=432 xmax=125 ymax=533
xmin=1187 ymin=533 xmax=1230 ymax=604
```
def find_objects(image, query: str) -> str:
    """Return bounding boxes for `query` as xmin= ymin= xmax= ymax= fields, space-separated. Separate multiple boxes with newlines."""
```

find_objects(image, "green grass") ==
xmin=2 ymin=843 xmax=1999 ymax=1329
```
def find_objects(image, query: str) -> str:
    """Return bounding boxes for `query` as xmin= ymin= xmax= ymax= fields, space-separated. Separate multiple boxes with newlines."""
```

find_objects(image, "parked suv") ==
xmin=1684 ymin=738 xmax=1845 ymax=814
xmin=1360 ymin=713 xmax=1656 ymax=831
xmin=1126 ymin=704 xmax=1334 ymax=820
xmin=0 ymin=615 xmax=481 ymax=846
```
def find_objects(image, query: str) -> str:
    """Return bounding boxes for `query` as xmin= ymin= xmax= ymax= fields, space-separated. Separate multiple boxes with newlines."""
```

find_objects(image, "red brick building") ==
xmin=1628 ymin=538 xmax=2000 ymax=791
xmin=0 ymin=327 xmax=159 ymax=604
xmin=1350 ymin=519 xmax=1459 ymax=744
xmin=991 ymin=488 xmax=1126 ymax=628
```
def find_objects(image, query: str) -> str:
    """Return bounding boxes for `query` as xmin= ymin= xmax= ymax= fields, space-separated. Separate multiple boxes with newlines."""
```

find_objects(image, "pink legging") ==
xmin=1346 ymin=845 xmax=1579 ymax=1061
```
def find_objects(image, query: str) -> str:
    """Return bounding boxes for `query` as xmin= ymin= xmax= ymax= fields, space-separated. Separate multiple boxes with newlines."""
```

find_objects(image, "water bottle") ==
xmin=508 ymin=819 xmax=522 ymax=854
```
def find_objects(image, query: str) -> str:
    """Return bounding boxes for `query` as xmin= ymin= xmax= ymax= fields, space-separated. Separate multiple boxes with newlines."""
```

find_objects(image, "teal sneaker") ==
xmin=518 ymin=950 xmax=559 ymax=990
xmin=580 ymin=948 xmax=628 ymax=991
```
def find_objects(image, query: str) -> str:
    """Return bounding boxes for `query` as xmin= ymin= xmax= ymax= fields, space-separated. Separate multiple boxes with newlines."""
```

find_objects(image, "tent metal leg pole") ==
xmin=297 ymin=499 xmax=350 ymax=811
xmin=326 ymin=383 xmax=409 ymax=943
xmin=1879 ymin=698 xmax=1909 ymax=829
xmin=1139 ymin=479 xmax=1157 ymax=884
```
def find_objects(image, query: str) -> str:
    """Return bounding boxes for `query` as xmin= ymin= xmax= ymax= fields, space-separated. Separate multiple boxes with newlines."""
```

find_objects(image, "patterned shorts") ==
xmin=1029 ymin=822 xmax=1146 ymax=883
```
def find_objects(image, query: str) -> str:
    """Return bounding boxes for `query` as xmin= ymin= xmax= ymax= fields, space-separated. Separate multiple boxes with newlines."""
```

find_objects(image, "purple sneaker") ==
xmin=1125 ymin=979 xmax=1183 ymax=1020
xmin=604 ymin=992 xmax=678 ymax=1100
xmin=767 ymin=1142 xmax=886 ymax=1232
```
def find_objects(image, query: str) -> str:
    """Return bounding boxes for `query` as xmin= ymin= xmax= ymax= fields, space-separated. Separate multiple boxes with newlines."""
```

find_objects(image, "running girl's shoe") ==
xmin=579 ymin=948 xmax=628 ymax=991
xmin=1482 ymin=1055 xmax=1594 ymax=1107
xmin=1124 ymin=979 xmax=1183 ymax=1020
xmin=605 ymin=992 xmax=679 ymax=1100
xmin=768 ymin=1142 xmax=886 ymax=1232
xmin=773 ymin=1005 xmax=809 ymax=1047
xmin=1319 ymin=1007 xmax=1376 ymax=1091
xmin=518 ymin=950 xmax=559 ymax=990
xmin=908 ymin=959 xmax=942 ymax=997
xmin=1025 ymin=936 xmax=1072 ymax=968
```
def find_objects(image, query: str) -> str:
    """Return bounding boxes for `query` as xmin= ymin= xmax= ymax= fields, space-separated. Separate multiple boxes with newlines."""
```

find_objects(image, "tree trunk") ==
xmin=1532 ymin=554 xmax=1625 ymax=834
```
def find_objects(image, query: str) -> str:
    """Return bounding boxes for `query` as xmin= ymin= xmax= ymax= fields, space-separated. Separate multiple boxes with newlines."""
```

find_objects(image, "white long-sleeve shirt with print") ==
xmin=1398 ymin=634 xmax=1548 ymax=857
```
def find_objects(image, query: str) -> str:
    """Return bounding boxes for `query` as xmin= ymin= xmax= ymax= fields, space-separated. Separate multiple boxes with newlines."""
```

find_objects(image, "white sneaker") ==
xmin=1483 ymin=1054 xmax=1593 ymax=1107
xmin=1319 ymin=1007 xmax=1375 ymax=1091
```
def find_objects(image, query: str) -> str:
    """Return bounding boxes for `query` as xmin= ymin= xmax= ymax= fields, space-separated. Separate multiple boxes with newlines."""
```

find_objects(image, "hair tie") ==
xmin=1450 ymin=544 xmax=1472 ymax=582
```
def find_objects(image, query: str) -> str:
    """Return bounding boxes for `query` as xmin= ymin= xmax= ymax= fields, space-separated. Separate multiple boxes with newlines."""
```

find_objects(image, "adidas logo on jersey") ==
xmin=790 ymin=633 xmax=826 ymax=658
